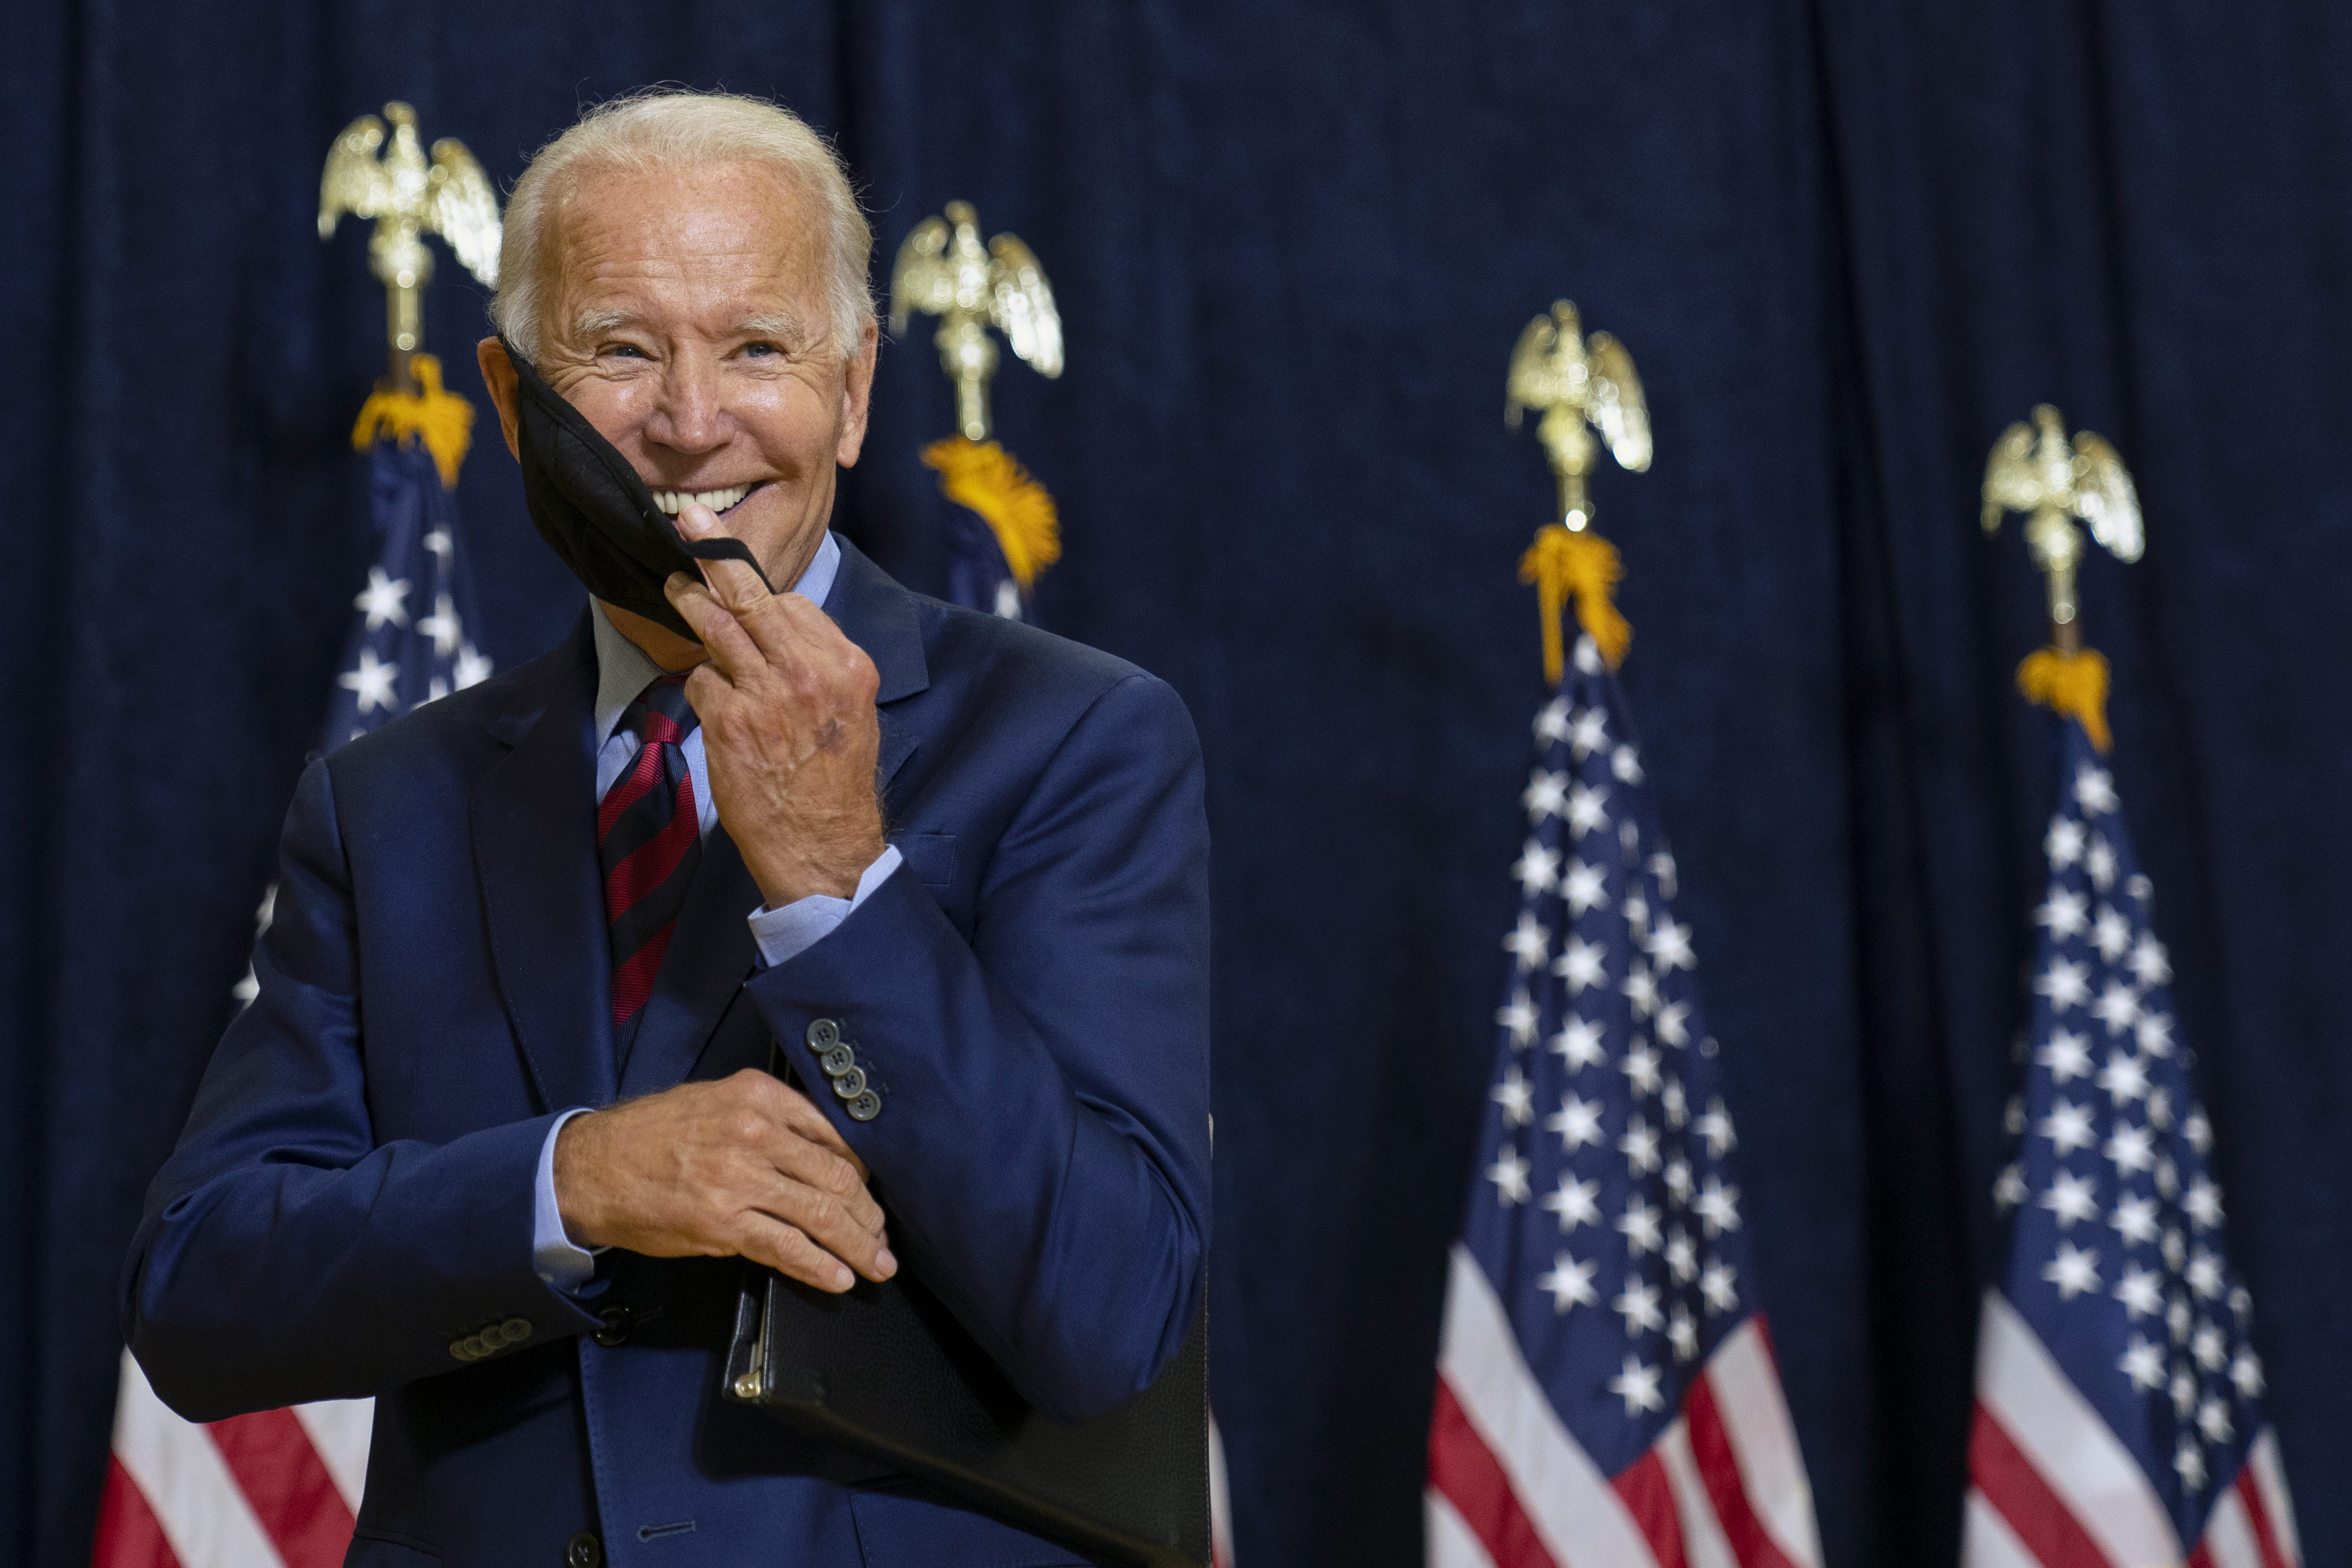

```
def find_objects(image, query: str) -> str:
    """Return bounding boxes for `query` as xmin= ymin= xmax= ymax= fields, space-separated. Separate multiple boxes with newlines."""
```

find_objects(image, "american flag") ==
xmin=1963 ymin=718 xmax=2301 ymax=1568
xmin=95 ymin=432 xmax=489 ymax=1568
xmin=1427 ymin=634 xmax=1820 ymax=1568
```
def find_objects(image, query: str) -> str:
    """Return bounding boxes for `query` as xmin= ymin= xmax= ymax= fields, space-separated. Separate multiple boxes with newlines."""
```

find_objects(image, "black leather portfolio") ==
xmin=721 ymin=1260 xmax=1210 ymax=1568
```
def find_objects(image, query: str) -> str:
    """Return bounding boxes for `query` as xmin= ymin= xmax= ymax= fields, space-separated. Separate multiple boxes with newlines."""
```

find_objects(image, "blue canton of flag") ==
xmin=1964 ymin=719 xmax=2301 ymax=1568
xmin=323 ymin=437 xmax=492 ymax=746
xmin=1428 ymin=635 xmax=1819 ymax=1568
xmin=944 ymin=507 xmax=1030 ymax=623
xmin=231 ymin=436 xmax=490 ymax=1009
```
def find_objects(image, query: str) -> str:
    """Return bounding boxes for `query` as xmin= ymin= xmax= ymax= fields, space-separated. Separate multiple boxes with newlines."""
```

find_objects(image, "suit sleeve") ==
xmin=745 ymin=671 xmax=1211 ymax=1424
xmin=121 ymin=758 xmax=605 ymax=1421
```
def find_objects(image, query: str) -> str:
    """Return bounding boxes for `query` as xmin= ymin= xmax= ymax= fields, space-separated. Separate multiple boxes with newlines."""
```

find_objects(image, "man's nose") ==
xmin=647 ymin=355 xmax=729 ymax=454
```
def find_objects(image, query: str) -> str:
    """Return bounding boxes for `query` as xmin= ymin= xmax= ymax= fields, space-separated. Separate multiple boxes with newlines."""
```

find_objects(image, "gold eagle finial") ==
xmin=1505 ymin=300 xmax=1651 ymax=533
xmin=319 ymin=102 xmax=501 ymax=386
xmin=890 ymin=200 xmax=1063 ymax=442
xmin=1982 ymin=404 xmax=2142 ymax=648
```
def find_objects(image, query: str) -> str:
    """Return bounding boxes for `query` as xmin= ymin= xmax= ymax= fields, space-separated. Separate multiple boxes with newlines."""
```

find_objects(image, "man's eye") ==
xmin=604 ymin=343 xmax=648 ymax=359
xmin=743 ymin=340 xmax=782 ymax=358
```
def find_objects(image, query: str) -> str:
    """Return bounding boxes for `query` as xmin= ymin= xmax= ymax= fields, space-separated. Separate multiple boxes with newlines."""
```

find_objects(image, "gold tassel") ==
xmin=2018 ymin=645 xmax=2113 ymax=753
xmin=351 ymin=353 xmax=475 ymax=490
xmin=920 ymin=436 xmax=1062 ymax=591
xmin=1519 ymin=524 xmax=1632 ymax=684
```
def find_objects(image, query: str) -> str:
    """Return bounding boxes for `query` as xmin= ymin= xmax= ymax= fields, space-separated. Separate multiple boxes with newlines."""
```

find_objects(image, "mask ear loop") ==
xmin=498 ymin=336 xmax=780 ymax=595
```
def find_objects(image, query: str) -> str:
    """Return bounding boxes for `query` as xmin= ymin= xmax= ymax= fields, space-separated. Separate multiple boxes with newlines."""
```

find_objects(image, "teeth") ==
xmin=652 ymin=485 xmax=750 ymax=515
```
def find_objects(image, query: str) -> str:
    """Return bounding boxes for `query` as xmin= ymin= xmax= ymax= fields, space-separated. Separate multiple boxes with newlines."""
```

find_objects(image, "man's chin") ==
xmin=596 ymin=599 xmax=711 ymax=674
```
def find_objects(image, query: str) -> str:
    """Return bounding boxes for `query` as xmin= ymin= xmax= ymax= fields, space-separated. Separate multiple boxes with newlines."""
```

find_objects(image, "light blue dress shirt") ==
xmin=531 ymin=531 xmax=904 ymax=1288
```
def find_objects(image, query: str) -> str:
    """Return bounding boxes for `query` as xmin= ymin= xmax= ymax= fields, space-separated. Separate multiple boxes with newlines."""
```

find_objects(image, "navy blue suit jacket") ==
xmin=125 ymin=541 xmax=1211 ymax=1568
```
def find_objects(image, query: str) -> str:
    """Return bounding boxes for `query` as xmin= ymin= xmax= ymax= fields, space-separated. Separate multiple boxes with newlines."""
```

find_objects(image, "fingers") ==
xmin=664 ymin=572 xmax=765 ymax=684
xmin=674 ymin=501 xmax=775 ymax=612
xmin=726 ymin=1074 xmax=894 ymax=1284
xmin=761 ymin=1120 xmax=887 ymax=1239
xmin=745 ymin=1173 xmax=897 ymax=1286
xmin=736 ymin=1213 xmax=882 ymax=1294
xmin=669 ymin=502 xmax=863 ymax=671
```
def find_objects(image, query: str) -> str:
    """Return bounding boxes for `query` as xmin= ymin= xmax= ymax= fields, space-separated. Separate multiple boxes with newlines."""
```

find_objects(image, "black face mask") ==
xmin=501 ymin=337 xmax=776 ymax=639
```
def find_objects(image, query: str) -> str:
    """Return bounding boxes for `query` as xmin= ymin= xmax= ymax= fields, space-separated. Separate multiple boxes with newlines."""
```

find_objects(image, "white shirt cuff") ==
xmin=746 ymin=845 xmax=903 ymax=968
xmin=533 ymin=1107 xmax=605 ymax=1291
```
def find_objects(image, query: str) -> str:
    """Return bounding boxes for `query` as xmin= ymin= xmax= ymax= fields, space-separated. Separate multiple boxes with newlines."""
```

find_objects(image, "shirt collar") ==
xmin=590 ymin=529 xmax=842 ymax=747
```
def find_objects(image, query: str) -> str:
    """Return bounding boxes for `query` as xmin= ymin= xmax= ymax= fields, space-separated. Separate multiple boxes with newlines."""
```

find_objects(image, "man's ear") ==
xmin=477 ymin=337 xmax=523 ymax=462
xmin=833 ymin=319 xmax=880 ymax=469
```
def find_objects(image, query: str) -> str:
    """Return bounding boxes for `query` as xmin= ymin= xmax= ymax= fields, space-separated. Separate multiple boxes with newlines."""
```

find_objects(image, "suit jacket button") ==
xmin=501 ymin=1317 xmax=534 ymax=1344
xmin=806 ymin=1018 xmax=840 ymax=1051
xmin=448 ymin=1338 xmax=475 ymax=1361
xmin=818 ymin=1042 xmax=857 ymax=1078
xmin=846 ymin=1090 xmax=881 ymax=1122
xmin=830 ymin=1066 xmax=867 ymax=1099
xmin=565 ymin=1530 xmax=603 ymax=1567
xmin=592 ymin=1307 xmax=631 ymax=1348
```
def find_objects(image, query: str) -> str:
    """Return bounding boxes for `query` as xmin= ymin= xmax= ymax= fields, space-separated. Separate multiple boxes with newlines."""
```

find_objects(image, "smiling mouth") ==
xmin=648 ymin=482 xmax=763 ymax=516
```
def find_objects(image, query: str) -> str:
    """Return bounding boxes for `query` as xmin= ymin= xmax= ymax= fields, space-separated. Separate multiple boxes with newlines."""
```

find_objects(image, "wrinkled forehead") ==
xmin=545 ymin=161 xmax=830 ymax=334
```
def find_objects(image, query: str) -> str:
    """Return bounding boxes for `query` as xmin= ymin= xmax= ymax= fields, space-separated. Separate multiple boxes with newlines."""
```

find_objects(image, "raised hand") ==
xmin=661 ymin=501 xmax=887 ymax=908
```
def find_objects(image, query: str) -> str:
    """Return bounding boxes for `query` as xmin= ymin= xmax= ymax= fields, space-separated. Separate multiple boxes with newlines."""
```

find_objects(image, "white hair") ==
xmin=491 ymin=89 xmax=874 ymax=365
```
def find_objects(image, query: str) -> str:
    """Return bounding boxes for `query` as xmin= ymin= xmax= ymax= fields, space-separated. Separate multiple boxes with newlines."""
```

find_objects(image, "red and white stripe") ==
xmin=1426 ymin=1245 xmax=1822 ymax=1568
xmin=90 ymin=1351 xmax=370 ymax=1568
xmin=1963 ymin=1291 xmax=2302 ymax=1568
xmin=1209 ymin=1411 xmax=1235 ymax=1568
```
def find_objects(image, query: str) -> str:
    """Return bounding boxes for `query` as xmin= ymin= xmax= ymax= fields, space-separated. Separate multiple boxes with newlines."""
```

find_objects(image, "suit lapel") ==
xmin=829 ymin=538 xmax=930 ymax=793
xmin=472 ymin=617 xmax=619 ymax=1114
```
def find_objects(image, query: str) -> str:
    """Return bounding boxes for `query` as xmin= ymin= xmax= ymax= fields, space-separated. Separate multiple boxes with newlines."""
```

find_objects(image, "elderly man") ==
xmin=125 ymin=91 xmax=1209 ymax=1568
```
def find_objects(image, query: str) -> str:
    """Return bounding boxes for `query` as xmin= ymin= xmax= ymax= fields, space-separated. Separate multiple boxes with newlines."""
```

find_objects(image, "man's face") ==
xmin=533 ymin=161 xmax=877 ymax=594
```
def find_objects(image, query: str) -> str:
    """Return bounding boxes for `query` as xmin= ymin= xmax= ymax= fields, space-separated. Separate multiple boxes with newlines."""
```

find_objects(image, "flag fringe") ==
xmin=2017 ymin=645 xmax=2112 ymax=753
xmin=352 ymin=353 xmax=473 ymax=489
xmin=1519 ymin=524 xmax=1631 ymax=682
xmin=921 ymin=436 xmax=1061 ymax=591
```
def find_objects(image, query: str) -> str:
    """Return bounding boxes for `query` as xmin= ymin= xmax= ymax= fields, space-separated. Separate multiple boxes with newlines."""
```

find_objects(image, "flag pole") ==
xmin=319 ymin=100 xmax=503 ymax=398
xmin=1503 ymin=300 xmax=1651 ymax=682
xmin=1981 ymin=404 xmax=2144 ymax=752
xmin=889 ymin=200 xmax=1065 ymax=622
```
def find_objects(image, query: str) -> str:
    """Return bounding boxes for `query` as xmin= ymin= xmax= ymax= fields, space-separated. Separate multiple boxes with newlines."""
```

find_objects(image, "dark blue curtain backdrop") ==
xmin=3 ymin=3 xmax=2346 ymax=1564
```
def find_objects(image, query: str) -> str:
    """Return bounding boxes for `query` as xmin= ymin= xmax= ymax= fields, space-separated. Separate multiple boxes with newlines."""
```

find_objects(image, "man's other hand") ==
xmin=552 ymin=1068 xmax=897 ymax=1293
xmin=663 ymin=500 xmax=887 ymax=908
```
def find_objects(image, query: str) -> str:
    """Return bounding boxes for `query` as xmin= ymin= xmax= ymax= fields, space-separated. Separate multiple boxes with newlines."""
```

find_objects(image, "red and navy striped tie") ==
xmin=598 ymin=673 xmax=702 ymax=1040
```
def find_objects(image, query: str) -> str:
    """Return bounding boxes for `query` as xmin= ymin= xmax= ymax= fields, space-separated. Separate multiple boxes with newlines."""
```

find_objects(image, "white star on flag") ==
xmin=1562 ymin=859 xmax=1608 ymax=914
xmin=1540 ymin=1174 xmax=1601 ymax=1233
xmin=1546 ymin=1091 xmax=1607 ymax=1153
xmin=353 ymin=567 xmax=412 ymax=630
xmin=1549 ymin=1015 xmax=1607 ymax=1071
xmin=417 ymin=593 xmax=463 ymax=656
xmin=338 ymin=648 xmax=399 ymax=714
xmin=2044 ymin=1241 xmax=2102 ymax=1299
xmin=1490 ymin=1067 xmax=1534 ymax=1128
xmin=1485 ymin=1146 xmax=1531 ymax=1206
xmin=1537 ymin=1252 xmax=1599 ymax=1314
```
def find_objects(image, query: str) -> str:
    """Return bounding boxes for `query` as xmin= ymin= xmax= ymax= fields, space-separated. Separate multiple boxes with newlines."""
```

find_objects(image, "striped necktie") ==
xmin=598 ymin=673 xmax=702 ymax=1041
